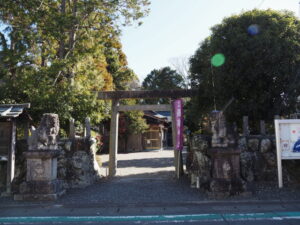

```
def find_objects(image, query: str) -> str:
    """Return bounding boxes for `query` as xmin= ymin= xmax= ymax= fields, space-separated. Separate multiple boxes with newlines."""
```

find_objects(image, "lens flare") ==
xmin=211 ymin=53 xmax=225 ymax=67
xmin=247 ymin=24 xmax=260 ymax=36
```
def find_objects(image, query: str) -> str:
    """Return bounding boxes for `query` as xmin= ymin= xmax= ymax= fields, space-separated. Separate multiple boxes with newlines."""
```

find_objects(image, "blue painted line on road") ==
xmin=276 ymin=211 xmax=300 ymax=219
xmin=0 ymin=214 xmax=222 ymax=223
xmin=224 ymin=212 xmax=279 ymax=220
xmin=1 ymin=212 xmax=300 ymax=223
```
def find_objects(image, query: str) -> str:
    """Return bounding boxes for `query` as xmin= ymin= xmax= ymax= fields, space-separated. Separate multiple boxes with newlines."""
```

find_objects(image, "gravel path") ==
xmin=97 ymin=149 xmax=177 ymax=178
xmin=56 ymin=149 xmax=207 ymax=205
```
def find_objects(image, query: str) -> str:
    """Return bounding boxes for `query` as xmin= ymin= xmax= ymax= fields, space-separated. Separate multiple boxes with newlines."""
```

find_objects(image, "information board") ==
xmin=275 ymin=119 xmax=300 ymax=188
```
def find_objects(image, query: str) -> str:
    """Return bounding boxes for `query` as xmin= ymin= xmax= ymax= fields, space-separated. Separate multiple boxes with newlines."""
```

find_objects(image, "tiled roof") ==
xmin=155 ymin=111 xmax=171 ymax=117
xmin=0 ymin=103 xmax=30 ymax=118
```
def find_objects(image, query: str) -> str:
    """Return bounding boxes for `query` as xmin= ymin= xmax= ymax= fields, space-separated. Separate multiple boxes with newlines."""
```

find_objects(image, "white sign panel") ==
xmin=275 ymin=120 xmax=300 ymax=159
xmin=275 ymin=119 xmax=300 ymax=188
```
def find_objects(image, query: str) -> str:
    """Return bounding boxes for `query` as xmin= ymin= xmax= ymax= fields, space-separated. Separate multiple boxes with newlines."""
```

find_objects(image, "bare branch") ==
xmin=169 ymin=56 xmax=191 ymax=88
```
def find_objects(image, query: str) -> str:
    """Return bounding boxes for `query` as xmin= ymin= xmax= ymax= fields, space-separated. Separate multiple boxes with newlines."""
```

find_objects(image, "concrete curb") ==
xmin=1 ymin=199 xmax=300 ymax=209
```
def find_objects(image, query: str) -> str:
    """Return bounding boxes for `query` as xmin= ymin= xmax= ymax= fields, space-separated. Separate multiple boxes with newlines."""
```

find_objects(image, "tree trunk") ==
xmin=58 ymin=0 xmax=66 ymax=59
xmin=9 ymin=31 xmax=16 ymax=79
xmin=41 ymin=41 xmax=46 ymax=67
xmin=69 ymin=0 xmax=77 ymax=52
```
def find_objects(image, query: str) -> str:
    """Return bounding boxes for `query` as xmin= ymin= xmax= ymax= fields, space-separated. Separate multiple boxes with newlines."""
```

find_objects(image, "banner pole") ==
xmin=171 ymin=101 xmax=178 ymax=178
xmin=275 ymin=119 xmax=283 ymax=188
xmin=177 ymin=150 xmax=180 ymax=179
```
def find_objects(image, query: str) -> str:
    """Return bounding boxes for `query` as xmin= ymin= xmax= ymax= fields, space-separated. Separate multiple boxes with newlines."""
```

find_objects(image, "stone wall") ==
xmin=186 ymin=135 xmax=211 ymax=189
xmin=57 ymin=137 xmax=101 ymax=189
xmin=186 ymin=134 xmax=280 ymax=189
xmin=8 ymin=137 xmax=101 ymax=194
xmin=238 ymin=135 xmax=276 ymax=182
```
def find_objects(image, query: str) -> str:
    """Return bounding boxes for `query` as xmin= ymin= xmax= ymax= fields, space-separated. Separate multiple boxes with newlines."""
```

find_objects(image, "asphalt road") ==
xmin=2 ymin=200 xmax=300 ymax=224
xmin=1 ymin=211 xmax=300 ymax=225
xmin=2 ymin=149 xmax=300 ymax=224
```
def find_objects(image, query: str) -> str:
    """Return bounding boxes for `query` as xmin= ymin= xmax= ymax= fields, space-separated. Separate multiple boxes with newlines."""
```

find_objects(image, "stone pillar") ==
xmin=69 ymin=118 xmax=75 ymax=139
xmin=260 ymin=120 xmax=266 ymax=135
xmin=109 ymin=99 xmax=119 ymax=177
xmin=85 ymin=117 xmax=91 ymax=138
xmin=243 ymin=116 xmax=249 ymax=136
xmin=14 ymin=114 xmax=65 ymax=201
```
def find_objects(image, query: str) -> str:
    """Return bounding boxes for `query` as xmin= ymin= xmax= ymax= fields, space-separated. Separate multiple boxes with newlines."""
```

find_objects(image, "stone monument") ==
xmin=14 ymin=114 xmax=65 ymax=201
xmin=208 ymin=110 xmax=246 ymax=197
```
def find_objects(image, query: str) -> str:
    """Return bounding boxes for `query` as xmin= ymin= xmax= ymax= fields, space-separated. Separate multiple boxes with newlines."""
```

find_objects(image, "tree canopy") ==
xmin=188 ymin=9 xmax=300 ymax=130
xmin=0 ymin=0 xmax=150 ymax=127
xmin=142 ymin=66 xmax=186 ymax=104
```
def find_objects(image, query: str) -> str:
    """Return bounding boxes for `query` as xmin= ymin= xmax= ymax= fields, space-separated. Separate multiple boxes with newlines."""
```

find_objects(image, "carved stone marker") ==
xmin=14 ymin=114 xmax=65 ymax=201
xmin=208 ymin=111 xmax=247 ymax=197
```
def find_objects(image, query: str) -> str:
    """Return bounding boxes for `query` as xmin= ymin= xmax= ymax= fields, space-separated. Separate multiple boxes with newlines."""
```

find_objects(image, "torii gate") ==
xmin=98 ymin=89 xmax=197 ymax=178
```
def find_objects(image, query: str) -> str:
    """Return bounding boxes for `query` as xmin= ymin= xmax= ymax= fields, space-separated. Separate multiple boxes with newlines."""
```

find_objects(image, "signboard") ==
xmin=172 ymin=99 xmax=184 ymax=151
xmin=275 ymin=119 xmax=300 ymax=188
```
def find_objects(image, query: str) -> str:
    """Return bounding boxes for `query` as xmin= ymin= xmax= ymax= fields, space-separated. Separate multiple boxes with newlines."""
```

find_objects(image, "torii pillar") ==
xmin=108 ymin=99 xmax=119 ymax=177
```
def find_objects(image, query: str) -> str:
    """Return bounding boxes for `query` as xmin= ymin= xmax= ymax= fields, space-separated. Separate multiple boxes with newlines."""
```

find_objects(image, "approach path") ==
xmin=98 ymin=148 xmax=178 ymax=178
xmin=58 ymin=148 xmax=205 ymax=206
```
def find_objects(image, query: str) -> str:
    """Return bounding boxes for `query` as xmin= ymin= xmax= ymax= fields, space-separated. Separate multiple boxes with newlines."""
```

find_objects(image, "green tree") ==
xmin=142 ymin=66 xmax=187 ymax=104
xmin=188 ymin=9 xmax=300 ymax=131
xmin=0 ymin=0 xmax=150 ymax=127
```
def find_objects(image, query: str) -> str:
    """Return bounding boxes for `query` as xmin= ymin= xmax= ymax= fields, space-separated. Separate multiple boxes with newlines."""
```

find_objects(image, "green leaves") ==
xmin=189 ymin=9 xmax=300 ymax=129
xmin=0 ymin=0 xmax=150 ymax=129
xmin=126 ymin=110 xmax=149 ymax=134
xmin=142 ymin=67 xmax=187 ymax=104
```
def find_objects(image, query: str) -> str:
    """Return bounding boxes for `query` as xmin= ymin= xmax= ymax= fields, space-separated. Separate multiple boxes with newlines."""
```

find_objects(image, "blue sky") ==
xmin=120 ymin=0 xmax=299 ymax=82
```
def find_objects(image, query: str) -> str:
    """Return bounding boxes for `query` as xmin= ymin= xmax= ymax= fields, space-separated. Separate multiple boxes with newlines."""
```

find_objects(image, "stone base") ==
xmin=207 ymin=191 xmax=252 ymax=199
xmin=208 ymin=178 xmax=251 ymax=198
xmin=14 ymin=179 xmax=65 ymax=201
xmin=1 ymin=191 xmax=12 ymax=197
xmin=14 ymin=189 xmax=65 ymax=201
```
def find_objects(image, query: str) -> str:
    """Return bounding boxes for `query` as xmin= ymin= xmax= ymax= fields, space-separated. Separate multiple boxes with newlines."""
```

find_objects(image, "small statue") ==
xmin=28 ymin=113 xmax=60 ymax=150
xmin=211 ymin=111 xmax=238 ymax=148
xmin=211 ymin=110 xmax=228 ymax=147
xmin=222 ymin=160 xmax=232 ymax=179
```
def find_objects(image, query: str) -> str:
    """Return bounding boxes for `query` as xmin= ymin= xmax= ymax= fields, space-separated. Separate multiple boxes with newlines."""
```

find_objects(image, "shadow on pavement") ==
xmin=102 ymin=157 xmax=174 ymax=169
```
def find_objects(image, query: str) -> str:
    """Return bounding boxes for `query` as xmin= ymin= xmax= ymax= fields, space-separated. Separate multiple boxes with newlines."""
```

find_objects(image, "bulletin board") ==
xmin=275 ymin=119 xmax=300 ymax=188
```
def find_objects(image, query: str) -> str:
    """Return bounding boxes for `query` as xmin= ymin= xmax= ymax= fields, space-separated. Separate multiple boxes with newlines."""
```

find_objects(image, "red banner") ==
xmin=172 ymin=99 xmax=184 ymax=151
